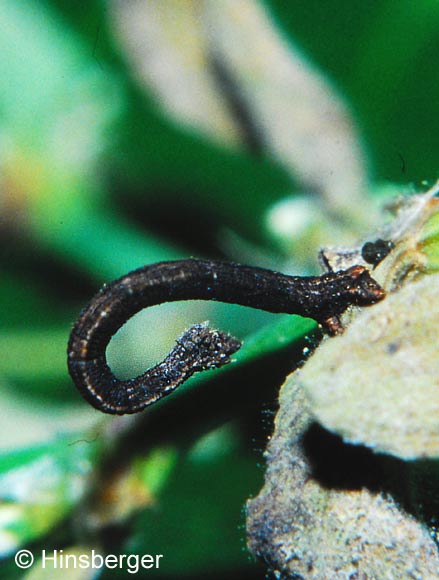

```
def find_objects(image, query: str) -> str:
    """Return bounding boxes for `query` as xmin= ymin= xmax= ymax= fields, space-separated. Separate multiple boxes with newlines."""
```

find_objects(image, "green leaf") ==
xmin=0 ymin=437 xmax=102 ymax=557
xmin=121 ymin=424 xmax=260 ymax=576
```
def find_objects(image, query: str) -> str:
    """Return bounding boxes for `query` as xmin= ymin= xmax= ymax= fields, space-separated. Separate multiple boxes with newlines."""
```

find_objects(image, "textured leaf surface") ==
xmin=300 ymin=274 xmax=439 ymax=459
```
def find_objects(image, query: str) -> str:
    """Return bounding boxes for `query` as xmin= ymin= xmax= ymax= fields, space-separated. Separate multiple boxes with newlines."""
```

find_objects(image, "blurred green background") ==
xmin=0 ymin=1 xmax=437 ymax=578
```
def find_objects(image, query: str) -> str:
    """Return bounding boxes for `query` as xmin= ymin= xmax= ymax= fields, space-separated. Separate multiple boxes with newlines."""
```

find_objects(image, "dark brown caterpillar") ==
xmin=67 ymin=259 xmax=385 ymax=414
